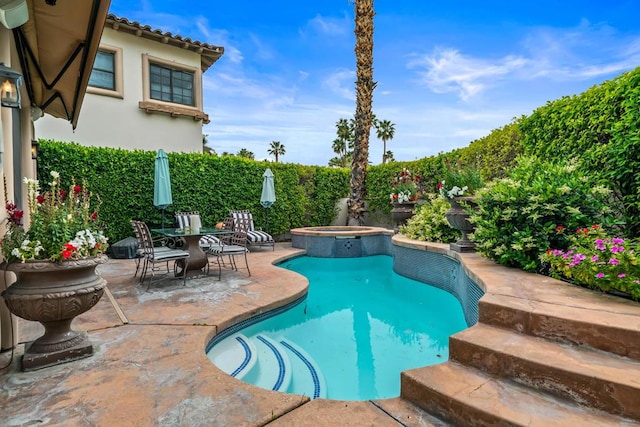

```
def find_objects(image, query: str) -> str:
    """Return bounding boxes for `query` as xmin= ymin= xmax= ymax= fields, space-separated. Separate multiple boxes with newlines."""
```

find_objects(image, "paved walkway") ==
xmin=1 ymin=244 xmax=440 ymax=427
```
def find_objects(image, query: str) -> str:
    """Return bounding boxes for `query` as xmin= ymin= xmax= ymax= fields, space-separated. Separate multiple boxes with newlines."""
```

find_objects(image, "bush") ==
xmin=541 ymin=225 xmax=640 ymax=300
xmin=399 ymin=194 xmax=460 ymax=243
xmin=470 ymin=156 xmax=618 ymax=272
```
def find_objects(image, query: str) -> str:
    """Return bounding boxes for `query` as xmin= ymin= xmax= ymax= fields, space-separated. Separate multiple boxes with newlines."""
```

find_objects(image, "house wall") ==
xmin=35 ymin=27 xmax=206 ymax=153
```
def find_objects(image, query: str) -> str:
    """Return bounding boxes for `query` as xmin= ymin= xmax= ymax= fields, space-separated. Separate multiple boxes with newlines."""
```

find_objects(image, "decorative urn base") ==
xmin=1 ymin=255 xmax=108 ymax=371
xmin=391 ymin=202 xmax=417 ymax=228
xmin=445 ymin=196 xmax=477 ymax=252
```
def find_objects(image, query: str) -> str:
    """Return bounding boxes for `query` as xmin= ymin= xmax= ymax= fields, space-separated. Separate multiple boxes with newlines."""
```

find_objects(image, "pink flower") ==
xmin=612 ymin=237 xmax=625 ymax=244
xmin=591 ymin=255 xmax=599 ymax=262
xmin=596 ymin=272 xmax=605 ymax=279
xmin=618 ymin=273 xmax=626 ymax=278
xmin=608 ymin=258 xmax=619 ymax=265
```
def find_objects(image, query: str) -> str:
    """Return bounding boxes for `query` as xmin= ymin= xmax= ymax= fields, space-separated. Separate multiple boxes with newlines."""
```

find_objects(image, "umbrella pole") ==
xmin=162 ymin=208 xmax=166 ymax=230
xmin=266 ymin=207 xmax=270 ymax=234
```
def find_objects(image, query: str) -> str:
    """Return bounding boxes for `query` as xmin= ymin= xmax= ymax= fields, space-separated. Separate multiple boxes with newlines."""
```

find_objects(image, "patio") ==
xmin=2 ymin=239 xmax=640 ymax=426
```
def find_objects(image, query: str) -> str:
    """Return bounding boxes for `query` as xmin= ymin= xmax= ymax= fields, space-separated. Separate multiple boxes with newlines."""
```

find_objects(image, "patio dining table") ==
xmin=151 ymin=228 xmax=233 ymax=274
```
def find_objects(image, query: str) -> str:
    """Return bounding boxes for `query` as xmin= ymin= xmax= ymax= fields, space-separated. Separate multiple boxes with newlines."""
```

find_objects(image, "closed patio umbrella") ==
xmin=260 ymin=168 xmax=276 ymax=232
xmin=154 ymin=149 xmax=173 ymax=229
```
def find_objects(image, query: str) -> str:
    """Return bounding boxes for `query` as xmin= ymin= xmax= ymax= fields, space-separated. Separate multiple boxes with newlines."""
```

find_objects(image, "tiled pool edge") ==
xmin=391 ymin=238 xmax=484 ymax=326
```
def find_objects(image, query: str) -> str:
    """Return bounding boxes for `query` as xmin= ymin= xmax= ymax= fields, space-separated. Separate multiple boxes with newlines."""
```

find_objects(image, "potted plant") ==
xmin=1 ymin=171 xmax=109 ymax=371
xmin=436 ymin=161 xmax=484 ymax=252
xmin=389 ymin=168 xmax=422 ymax=226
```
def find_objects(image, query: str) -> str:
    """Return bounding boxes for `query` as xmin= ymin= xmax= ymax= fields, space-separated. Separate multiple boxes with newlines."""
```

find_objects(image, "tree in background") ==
xmin=384 ymin=150 xmax=395 ymax=162
xmin=202 ymin=134 xmax=216 ymax=155
xmin=349 ymin=0 xmax=376 ymax=225
xmin=268 ymin=141 xmax=286 ymax=163
xmin=237 ymin=149 xmax=255 ymax=159
xmin=329 ymin=118 xmax=354 ymax=167
xmin=375 ymin=119 xmax=395 ymax=164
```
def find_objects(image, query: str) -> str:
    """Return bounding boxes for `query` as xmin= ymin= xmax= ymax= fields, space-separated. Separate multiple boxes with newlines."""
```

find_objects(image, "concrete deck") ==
xmin=2 ymin=240 xmax=639 ymax=426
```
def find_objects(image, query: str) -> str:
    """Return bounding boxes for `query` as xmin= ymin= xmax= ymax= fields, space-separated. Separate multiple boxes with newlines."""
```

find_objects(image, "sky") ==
xmin=109 ymin=1 xmax=640 ymax=166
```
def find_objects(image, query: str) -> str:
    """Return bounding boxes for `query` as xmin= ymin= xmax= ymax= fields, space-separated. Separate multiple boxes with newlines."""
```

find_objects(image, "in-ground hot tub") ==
xmin=290 ymin=226 xmax=394 ymax=257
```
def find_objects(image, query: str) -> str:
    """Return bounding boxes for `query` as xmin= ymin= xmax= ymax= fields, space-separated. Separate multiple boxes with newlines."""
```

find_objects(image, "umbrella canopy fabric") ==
xmin=260 ymin=168 xmax=276 ymax=208
xmin=154 ymin=149 xmax=173 ymax=209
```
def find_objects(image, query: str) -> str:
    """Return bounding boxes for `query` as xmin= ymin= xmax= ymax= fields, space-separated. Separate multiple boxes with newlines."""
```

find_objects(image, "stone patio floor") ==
xmin=1 ymin=243 xmax=445 ymax=427
xmin=2 ymin=240 xmax=640 ymax=426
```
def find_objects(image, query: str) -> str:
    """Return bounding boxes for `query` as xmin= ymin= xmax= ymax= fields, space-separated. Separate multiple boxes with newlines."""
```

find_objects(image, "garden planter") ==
xmin=1 ymin=255 xmax=108 ymax=371
xmin=445 ymin=196 xmax=477 ymax=252
xmin=391 ymin=202 xmax=417 ymax=227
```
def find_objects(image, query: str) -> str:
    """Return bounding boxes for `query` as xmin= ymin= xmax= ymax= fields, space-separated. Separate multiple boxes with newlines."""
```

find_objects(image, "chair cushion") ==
xmin=199 ymin=235 xmax=221 ymax=248
xmin=246 ymin=230 xmax=273 ymax=244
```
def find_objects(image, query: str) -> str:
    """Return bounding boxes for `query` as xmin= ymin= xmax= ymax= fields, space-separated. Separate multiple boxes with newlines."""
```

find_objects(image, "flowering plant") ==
xmin=390 ymin=168 xmax=422 ymax=203
xmin=436 ymin=160 xmax=484 ymax=199
xmin=541 ymin=225 xmax=640 ymax=300
xmin=1 ymin=171 xmax=109 ymax=263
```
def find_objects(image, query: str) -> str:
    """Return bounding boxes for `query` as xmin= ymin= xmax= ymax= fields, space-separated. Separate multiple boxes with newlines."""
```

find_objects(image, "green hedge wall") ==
xmin=520 ymin=66 xmax=640 ymax=235
xmin=37 ymin=140 xmax=351 ymax=244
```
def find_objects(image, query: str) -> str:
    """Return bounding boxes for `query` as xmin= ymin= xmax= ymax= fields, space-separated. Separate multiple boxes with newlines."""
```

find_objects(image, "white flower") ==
xmin=50 ymin=171 xmax=60 ymax=179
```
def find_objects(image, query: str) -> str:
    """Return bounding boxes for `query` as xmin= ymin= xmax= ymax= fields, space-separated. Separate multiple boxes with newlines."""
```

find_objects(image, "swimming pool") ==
xmin=206 ymin=255 xmax=468 ymax=401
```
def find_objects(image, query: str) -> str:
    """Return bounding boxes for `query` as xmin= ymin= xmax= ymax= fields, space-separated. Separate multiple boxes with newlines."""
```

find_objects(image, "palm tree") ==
xmin=384 ymin=150 xmax=395 ymax=162
xmin=237 ymin=148 xmax=255 ymax=159
xmin=375 ymin=120 xmax=395 ymax=164
xmin=267 ymin=141 xmax=286 ymax=163
xmin=348 ymin=0 xmax=376 ymax=226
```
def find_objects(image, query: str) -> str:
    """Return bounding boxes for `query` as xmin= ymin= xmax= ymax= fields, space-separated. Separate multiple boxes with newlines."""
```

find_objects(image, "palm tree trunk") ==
xmin=348 ymin=0 xmax=376 ymax=226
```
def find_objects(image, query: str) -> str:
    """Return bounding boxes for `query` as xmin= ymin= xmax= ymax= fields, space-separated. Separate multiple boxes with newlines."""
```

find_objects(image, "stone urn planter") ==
xmin=391 ymin=202 xmax=417 ymax=228
xmin=445 ymin=196 xmax=477 ymax=252
xmin=1 ymin=255 xmax=108 ymax=371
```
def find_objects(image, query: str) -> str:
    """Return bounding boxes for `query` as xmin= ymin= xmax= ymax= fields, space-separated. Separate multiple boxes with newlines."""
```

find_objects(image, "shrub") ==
xmin=541 ymin=225 xmax=640 ymax=300
xmin=399 ymin=194 xmax=460 ymax=243
xmin=470 ymin=156 xmax=618 ymax=272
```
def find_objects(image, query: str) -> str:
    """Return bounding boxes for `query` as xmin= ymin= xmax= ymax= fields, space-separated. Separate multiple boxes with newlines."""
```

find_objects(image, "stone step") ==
xmin=401 ymin=362 xmax=637 ymax=427
xmin=478 ymin=293 xmax=640 ymax=361
xmin=449 ymin=323 xmax=640 ymax=420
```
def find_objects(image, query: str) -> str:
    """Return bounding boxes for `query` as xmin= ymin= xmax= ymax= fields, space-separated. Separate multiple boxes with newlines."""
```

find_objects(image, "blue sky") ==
xmin=109 ymin=1 xmax=640 ymax=166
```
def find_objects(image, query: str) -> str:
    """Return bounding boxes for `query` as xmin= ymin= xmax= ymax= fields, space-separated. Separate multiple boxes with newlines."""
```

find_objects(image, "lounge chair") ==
xmin=229 ymin=209 xmax=275 ymax=250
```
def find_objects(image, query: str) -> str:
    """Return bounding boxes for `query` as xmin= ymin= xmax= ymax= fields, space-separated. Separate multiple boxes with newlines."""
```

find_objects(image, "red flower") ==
xmin=591 ymin=224 xmax=600 ymax=229
xmin=436 ymin=182 xmax=443 ymax=190
xmin=36 ymin=194 xmax=45 ymax=204
xmin=59 ymin=189 xmax=67 ymax=201
xmin=73 ymin=185 xmax=82 ymax=194
xmin=64 ymin=243 xmax=77 ymax=251
xmin=61 ymin=249 xmax=73 ymax=259
xmin=91 ymin=212 xmax=98 ymax=220
xmin=555 ymin=225 xmax=565 ymax=232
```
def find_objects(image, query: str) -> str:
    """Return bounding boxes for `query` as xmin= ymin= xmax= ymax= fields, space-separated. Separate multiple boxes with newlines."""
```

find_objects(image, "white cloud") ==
xmin=407 ymin=47 xmax=529 ymax=101
xmin=305 ymin=13 xmax=351 ymax=37
xmin=322 ymin=69 xmax=355 ymax=101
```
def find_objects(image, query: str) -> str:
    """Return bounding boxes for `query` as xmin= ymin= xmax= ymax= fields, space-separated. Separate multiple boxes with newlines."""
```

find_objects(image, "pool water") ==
xmin=207 ymin=255 xmax=468 ymax=401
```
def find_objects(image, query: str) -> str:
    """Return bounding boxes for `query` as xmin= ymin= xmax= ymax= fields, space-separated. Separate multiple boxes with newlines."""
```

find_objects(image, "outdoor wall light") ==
xmin=0 ymin=62 xmax=23 ymax=108
xmin=0 ymin=0 xmax=28 ymax=29
xmin=31 ymin=140 xmax=38 ymax=160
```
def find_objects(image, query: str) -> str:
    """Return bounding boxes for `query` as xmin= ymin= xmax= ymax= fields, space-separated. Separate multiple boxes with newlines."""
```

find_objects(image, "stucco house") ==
xmin=35 ymin=14 xmax=224 ymax=153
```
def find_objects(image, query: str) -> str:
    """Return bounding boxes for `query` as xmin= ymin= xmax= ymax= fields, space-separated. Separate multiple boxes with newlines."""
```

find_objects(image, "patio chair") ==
xmin=133 ymin=220 xmax=190 ymax=289
xmin=229 ymin=209 xmax=275 ymax=250
xmin=174 ymin=211 xmax=222 ymax=249
xmin=206 ymin=226 xmax=251 ymax=280
xmin=130 ymin=219 xmax=173 ymax=278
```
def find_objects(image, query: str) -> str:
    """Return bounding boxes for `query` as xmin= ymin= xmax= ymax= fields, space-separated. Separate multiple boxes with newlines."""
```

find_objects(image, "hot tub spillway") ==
xmin=290 ymin=226 xmax=393 ymax=257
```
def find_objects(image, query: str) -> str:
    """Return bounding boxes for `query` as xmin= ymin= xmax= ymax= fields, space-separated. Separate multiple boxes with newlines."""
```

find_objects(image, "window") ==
xmin=87 ymin=45 xmax=123 ymax=98
xmin=149 ymin=63 xmax=194 ymax=106
xmin=89 ymin=50 xmax=115 ymax=90
xmin=140 ymin=54 xmax=208 ymax=123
